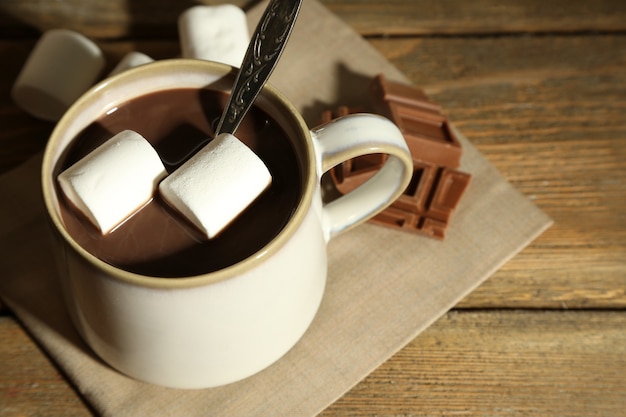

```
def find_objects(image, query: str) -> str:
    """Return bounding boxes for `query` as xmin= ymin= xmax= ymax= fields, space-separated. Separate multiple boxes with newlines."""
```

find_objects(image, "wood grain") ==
xmin=321 ymin=310 xmax=626 ymax=416
xmin=1 ymin=0 xmax=626 ymax=38
xmin=321 ymin=0 xmax=626 ymax=36
xmin=0 ymin=317 xmax=92 ymax=417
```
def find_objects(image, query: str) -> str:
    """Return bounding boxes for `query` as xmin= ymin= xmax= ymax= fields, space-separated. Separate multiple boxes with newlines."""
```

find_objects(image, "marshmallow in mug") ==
xmin=159 ymin=133 xmax=272 ymax=239
xmin=108 ymin=51 xmax=154 ymax=77
xmin=178 ymin=5 xmax=250 ymax=67
xmin=58 ymin=130 xmax=167 ymax=234
xmin=12 ymin=29 xmax=105 ymax=121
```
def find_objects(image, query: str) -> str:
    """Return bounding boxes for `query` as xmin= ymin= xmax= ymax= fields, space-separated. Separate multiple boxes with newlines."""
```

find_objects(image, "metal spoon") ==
xmin=215 ymin=0 xmax=303 ymax=136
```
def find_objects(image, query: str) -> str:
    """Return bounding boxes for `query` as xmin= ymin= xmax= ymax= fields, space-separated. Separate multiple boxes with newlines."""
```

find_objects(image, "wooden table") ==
xmin=1 ymin=1 xmax=625 ymax=415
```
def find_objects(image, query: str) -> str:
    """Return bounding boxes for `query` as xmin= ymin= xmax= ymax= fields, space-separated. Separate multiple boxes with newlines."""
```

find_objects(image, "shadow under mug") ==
xmin=41 ymin=59 xmax=413 ymax=389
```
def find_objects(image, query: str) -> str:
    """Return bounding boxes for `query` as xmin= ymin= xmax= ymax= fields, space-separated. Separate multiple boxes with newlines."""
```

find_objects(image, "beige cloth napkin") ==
xmin=0 ymin=1 xmax=552 ymax=416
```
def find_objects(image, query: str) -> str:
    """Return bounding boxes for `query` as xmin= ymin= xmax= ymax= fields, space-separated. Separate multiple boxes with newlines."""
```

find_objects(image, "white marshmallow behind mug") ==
xmin=178 ymin=5 xmax=250 ymax=67
xmin=108 ymin=51 xmax=153 ymax=77
xmin=11 ymin=29 xmax=105 ymax=121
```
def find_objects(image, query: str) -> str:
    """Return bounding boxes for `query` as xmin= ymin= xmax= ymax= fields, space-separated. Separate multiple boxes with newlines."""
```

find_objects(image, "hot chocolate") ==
xmin=55 ymin=87 xmax=303 ymax=277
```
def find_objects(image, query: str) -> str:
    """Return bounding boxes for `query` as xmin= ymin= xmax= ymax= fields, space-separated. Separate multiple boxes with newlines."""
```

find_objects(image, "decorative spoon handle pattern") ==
xmin=216 ymin=0 xmax=303 ymax=135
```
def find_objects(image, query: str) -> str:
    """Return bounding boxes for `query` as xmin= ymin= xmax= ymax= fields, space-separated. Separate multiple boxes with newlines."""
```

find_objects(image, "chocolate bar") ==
xmin=320 ymin=74 xmax=472 ymax=239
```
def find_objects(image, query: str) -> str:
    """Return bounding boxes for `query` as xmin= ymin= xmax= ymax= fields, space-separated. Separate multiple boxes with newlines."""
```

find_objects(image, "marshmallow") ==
xmin=12 ymin=29 xmax=105 ymax=121
xmin=178 ymin=5 xmax=250 ymax=67
xmin=108 ymin=51 xmax=153 ymax=77
xmin=159 ymin=133 xmax=272 ymax=239
xmin=58 ymin=130 xmax=167 ymax=234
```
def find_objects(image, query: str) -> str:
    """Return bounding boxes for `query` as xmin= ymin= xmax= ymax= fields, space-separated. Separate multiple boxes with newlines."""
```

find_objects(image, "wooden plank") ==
xmin=0 ymin=316 xmax=93 ymax=416
xmin=3 ymin=311 xmax=625 ymax=416
xmin=1 ymin=0 xmax=626 ymax=39
xmin=323 ymin=0 xmax=626 ymax=36
xmin=321 ymin=310 xmax=626 ymax=416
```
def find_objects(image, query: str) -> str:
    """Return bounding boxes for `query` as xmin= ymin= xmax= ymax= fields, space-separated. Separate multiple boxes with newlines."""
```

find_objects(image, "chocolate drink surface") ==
xmin=56 ymin=87 xmax=302 ymax=277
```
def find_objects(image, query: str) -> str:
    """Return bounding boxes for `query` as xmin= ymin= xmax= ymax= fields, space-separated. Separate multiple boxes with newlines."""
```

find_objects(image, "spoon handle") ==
xmin=215 ymin=0 xmax=303 ymax=136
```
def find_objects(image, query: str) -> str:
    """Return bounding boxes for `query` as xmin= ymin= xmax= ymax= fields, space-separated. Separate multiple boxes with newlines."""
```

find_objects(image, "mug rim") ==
xmin=41 ymin=59 xmax=316 ymax=289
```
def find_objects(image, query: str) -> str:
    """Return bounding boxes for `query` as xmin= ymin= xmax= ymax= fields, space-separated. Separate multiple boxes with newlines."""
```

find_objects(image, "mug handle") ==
xmin=311 ymin=113 xmax=414 ymax=241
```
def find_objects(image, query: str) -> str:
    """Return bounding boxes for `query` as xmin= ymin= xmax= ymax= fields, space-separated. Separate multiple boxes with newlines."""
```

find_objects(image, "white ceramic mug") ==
xmin=41 ymin=59 xmax=413 ymax=389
